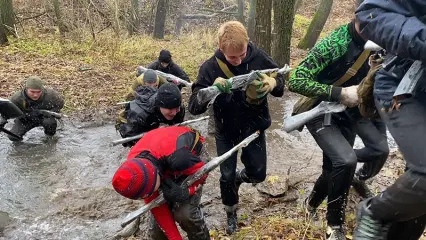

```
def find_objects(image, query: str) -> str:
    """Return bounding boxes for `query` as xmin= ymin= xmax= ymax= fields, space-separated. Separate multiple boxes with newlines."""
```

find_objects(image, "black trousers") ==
xmin=149 ymin=189 xmax=210 ymax=240
xmin=8 ymin=116 xmax=57 ymax=141
xmin=216 ymin=131 xmax=267 ymax=207
xmin=367 ymin=94 xmax=426 ymax=239
xmin=354 ymin=118 xmax=389 ymax=180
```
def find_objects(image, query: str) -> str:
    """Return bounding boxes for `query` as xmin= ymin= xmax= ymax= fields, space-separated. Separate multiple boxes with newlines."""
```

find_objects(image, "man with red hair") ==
xmin=112 ymin=126 xmax=210 ymax=240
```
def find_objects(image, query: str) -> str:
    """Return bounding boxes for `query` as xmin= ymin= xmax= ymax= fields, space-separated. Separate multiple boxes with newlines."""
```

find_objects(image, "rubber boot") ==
xmin=224 ymin=205 xmax=238 ymax=234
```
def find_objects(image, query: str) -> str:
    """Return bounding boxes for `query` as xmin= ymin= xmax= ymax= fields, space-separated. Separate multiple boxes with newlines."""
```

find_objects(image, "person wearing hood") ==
xmin=118 ymin=83 xmax=185 ymax=147
xmin=147 ymin=50 xmax=190 ymax=89
xmin=8 ymin=76 xmax=64 ymax=141
xmin=188 ymin=20 xmax=284 ymax=234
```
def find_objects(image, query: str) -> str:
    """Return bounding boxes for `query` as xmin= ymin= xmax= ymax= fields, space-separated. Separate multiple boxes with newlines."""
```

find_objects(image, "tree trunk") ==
xmin=128 ymin=0 xmax=140 ymax=35
xmin=273 ymin=0 xmax=296 ymax=67
xmin=297 ymin=0 xmax=333 ymax=49
xmin=254 ymin=0 xmax=272 ymax=54
xmin=0 ymin=12 xmax=8 ymax=45
xmin=52 ymin=0 xmax=66 ymax=36
xmin=247 ymin=0 xmax=256 ymax=39
xmin=153 ymin=0 xmax=168 ymax=39
xmin=294 ymin=0 xmax=303 ymax=15
xmin=0 ymin=0 xmax=15 ymax=36
xmin=237 ymin=0 xmax=245 ymax=25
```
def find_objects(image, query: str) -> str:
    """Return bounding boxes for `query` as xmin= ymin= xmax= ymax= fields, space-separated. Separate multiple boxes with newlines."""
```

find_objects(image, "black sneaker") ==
xmin=352 ymin=175 xmax=374 ymax=199
xmin=353 ymin=200 xmax=390 ymax=240
xmin=325 ymin=225 xmax=346 ymax=240
xmin=225 ymin=210 xmax=238 ymax=234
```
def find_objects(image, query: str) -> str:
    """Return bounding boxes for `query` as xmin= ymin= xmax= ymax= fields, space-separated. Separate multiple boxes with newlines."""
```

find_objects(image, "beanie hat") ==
xmin=142 ymin=69 xmax=158 ymax=84
xmin=158 ymin=50 xmax=172 ymax=63
xmin=155 ymin=83 xmax=182 ymax=109
xmin=112 ymin=158 xmax=158 ymax=200
xmin=25 ymin=76 xmax=44 ymax=90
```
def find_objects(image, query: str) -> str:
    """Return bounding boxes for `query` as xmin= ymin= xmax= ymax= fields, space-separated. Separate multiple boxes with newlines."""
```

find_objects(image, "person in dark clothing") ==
xmin=8 ymin=76 xmax=64 ymax=141
xmin=188 ymin=21 xmax=284 ymax=234
xmin=112 ymin=126 xmax=210 ymax=240
xmin=354 ymin=1 xmax=426 ymax=239
xmin=118 ymin=83 xmax=185 ymax=147
xmin=147 ymin=50 xmax=190 ymax=89
xmin=288 ymin=19 xmax=389 ymax=239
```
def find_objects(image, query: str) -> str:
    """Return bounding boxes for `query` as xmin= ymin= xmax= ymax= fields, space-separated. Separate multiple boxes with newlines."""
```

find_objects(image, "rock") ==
xmin=256 ymin=175 xmax=289 ymax=198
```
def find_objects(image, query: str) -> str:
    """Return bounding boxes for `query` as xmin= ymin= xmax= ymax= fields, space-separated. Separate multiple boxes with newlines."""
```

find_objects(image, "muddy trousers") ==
xmin=216 ymin=132 xmax=267 ymax=208
xmin=149 ymin=189 xmax=210 ymax=240
xmin=306 ymin=114 xmax=357 ymax=226
xmin=353 ymin=118 xmax=389 ymax=180
xmin=8 ymin=116 xmax=57 ymax=141
xmin=366 ymin=96 xmax=426 ymax=239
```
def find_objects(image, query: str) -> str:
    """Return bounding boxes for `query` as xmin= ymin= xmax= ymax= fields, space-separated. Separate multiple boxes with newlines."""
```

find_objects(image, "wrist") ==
xmin=330 ymin=86 xmax=342 ymax=102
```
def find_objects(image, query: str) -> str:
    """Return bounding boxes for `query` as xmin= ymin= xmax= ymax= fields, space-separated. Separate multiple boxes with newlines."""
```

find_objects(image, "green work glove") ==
xmin=213 ymin=77 xmax=232 ymax=94
xmin=245 ymin=79 xmax=267 ymax=104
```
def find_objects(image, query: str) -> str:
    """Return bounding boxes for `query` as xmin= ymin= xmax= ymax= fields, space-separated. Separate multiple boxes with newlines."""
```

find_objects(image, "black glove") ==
xmin=161 ymin=178 xmax=190 ymax=203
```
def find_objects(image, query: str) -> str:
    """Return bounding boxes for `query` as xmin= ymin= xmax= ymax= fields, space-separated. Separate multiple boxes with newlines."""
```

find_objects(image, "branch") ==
xmin=180 ymin=4 xmax=237 ymax=19
xmin=19 ymin=11 xmax=47 ymax=21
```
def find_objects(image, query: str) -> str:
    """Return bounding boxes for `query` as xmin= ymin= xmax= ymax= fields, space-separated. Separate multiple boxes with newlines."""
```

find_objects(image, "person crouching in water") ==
xmin=112 ymin=126 xmax=210 ymax=240
xmin=8 ymin=76 xmax=64 ymax=141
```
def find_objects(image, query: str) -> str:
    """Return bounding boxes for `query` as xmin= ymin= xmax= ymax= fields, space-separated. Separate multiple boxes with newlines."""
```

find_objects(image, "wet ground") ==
xmin=0 ymin=93 xmax=399 ymax=240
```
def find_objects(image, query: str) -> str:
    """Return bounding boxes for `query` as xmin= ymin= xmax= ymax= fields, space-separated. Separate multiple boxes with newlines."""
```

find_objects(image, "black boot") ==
xmin=224 ymin=206 xmax=238 ymax=234
xmin=325 ymin=225 xmax=346 ymax=240
xmin=353 ymin=199 xmax=390 ymax=240
xmin=352 ymin=174 xmax=374 ymax=199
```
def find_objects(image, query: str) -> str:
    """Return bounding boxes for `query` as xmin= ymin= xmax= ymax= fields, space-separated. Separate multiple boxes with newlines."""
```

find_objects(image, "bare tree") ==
xmin=0 ymin=12 xmax=8 ymax=45
xmin=154 ymin=0 xmax=168 ymax=39
xmin=0 ymin=0 xmax=16 ymax=36
xmin=297 ymin=0 xmax=333 ymax=49
xmin=128 ymin=0 xmax=140 ymax=35
xmin=52 ymin=0 xmax=67 ymax=36
xmin=254 ymin=0 xmax=272 ymax=54
xmin=237 ymin=0 xmax=245 ymax=25
xmin=247 ymin=0 xmax=256 ymax=40
xmin=273 ymin=0 xmax=296 ymax=66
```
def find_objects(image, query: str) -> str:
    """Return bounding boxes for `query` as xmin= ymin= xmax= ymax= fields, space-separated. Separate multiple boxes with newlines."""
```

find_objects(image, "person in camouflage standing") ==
xmin=288 ymin=18 xmax=389 ymax=240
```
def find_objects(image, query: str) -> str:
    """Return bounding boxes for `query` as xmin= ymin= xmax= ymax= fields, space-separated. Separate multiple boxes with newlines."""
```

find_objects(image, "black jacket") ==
xmin=147 ymin=60 xmax=190 ymax=82
xmin=119 ymin=86 xmax=185 ymax=140
xmin=188 ymin=42 xmax=284 ymax=140
xmin=356 ymin=0 xmax=426 ymax=100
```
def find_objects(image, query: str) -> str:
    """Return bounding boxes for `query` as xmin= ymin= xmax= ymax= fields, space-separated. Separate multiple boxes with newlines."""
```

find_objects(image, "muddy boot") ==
xmin=224 ymin=205 xmax=238 ymax=234
xmin=352 ymin=174 xmax=374 ymax=199
xmin=353 ymin=199 xmax=390 ymax=240
xmin=325 ymin=225 xmax=346 ymax=240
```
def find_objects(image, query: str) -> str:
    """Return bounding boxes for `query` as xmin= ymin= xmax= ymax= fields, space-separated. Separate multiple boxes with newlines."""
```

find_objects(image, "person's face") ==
xmin=221 ymin=44 xmax=248 ymax=66
xmin=160 ymin=106 xmax=180 ymax=120
xmin=160 ymin=62 xmax=169 ymax=68
xmin=26 ymin=88 xmax=42 ymax=101
xmin=144 ymin=81 xmax=158 ymax=88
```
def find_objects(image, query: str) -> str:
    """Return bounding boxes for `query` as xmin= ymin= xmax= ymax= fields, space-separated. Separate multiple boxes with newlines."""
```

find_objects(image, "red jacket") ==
xmin=127 ymin=126 xmax=207 ymax=240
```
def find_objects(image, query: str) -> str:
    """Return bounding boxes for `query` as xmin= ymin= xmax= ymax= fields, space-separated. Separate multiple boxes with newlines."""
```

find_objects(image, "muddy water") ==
xmin=0 ymin=94 xmax=397 ymax=240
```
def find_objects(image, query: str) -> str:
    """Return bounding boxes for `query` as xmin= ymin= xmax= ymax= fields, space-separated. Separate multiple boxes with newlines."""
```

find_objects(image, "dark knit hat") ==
xmin=25 ymin=76 xmax=44 ymax=90
xmin=143 ymin=69 xmax=158 ymax=84
xmin=112 ymin=158 xmax=158 ymax=200
xmin=155 ymin=83 xmax=182 ymax=109
xmin=158 ymin=50 xmax=172 ymax=63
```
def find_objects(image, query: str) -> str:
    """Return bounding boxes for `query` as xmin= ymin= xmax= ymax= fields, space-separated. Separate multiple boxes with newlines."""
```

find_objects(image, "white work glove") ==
xmin=339 ymin=85 xmax=359 ymax=108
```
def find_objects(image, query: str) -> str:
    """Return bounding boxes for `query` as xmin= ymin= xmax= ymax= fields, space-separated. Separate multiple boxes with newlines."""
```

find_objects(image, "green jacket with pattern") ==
xmin=288 ymin=22 xmax=370 ymax=102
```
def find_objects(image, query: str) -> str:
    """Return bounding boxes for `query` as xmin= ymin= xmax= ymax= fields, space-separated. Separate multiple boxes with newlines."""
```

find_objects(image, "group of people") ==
xmin=1 ymin=0 xmax=425 ymax=239
xmin=112 ymin=0 xmax=426 ymax=239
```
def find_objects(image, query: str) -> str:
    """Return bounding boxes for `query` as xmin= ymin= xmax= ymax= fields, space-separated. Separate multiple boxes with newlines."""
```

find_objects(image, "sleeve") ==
xmin=288 ymin=26 xmax=350 ymax=101
xmin=258 ymin=50 xmax=284 ymax=97
xmin=356 ymin=1 xmax=426 ymax=62
xmin=125 ymin=77 xmax=144 ymax=101
xmin=188 ymin=63 xmax=214 ymax=115
xmin=9 ymin=92 xmax=25 ymax=111
xmin=171 ymin=64 xmax=190 ymax=82
xmin=147 ymin=61 xmax=160 ymax=70
xmin=144 ymin=191 xmax=183 ymax=240
xmin=52 ymin=90 xmax=64 ymax=112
